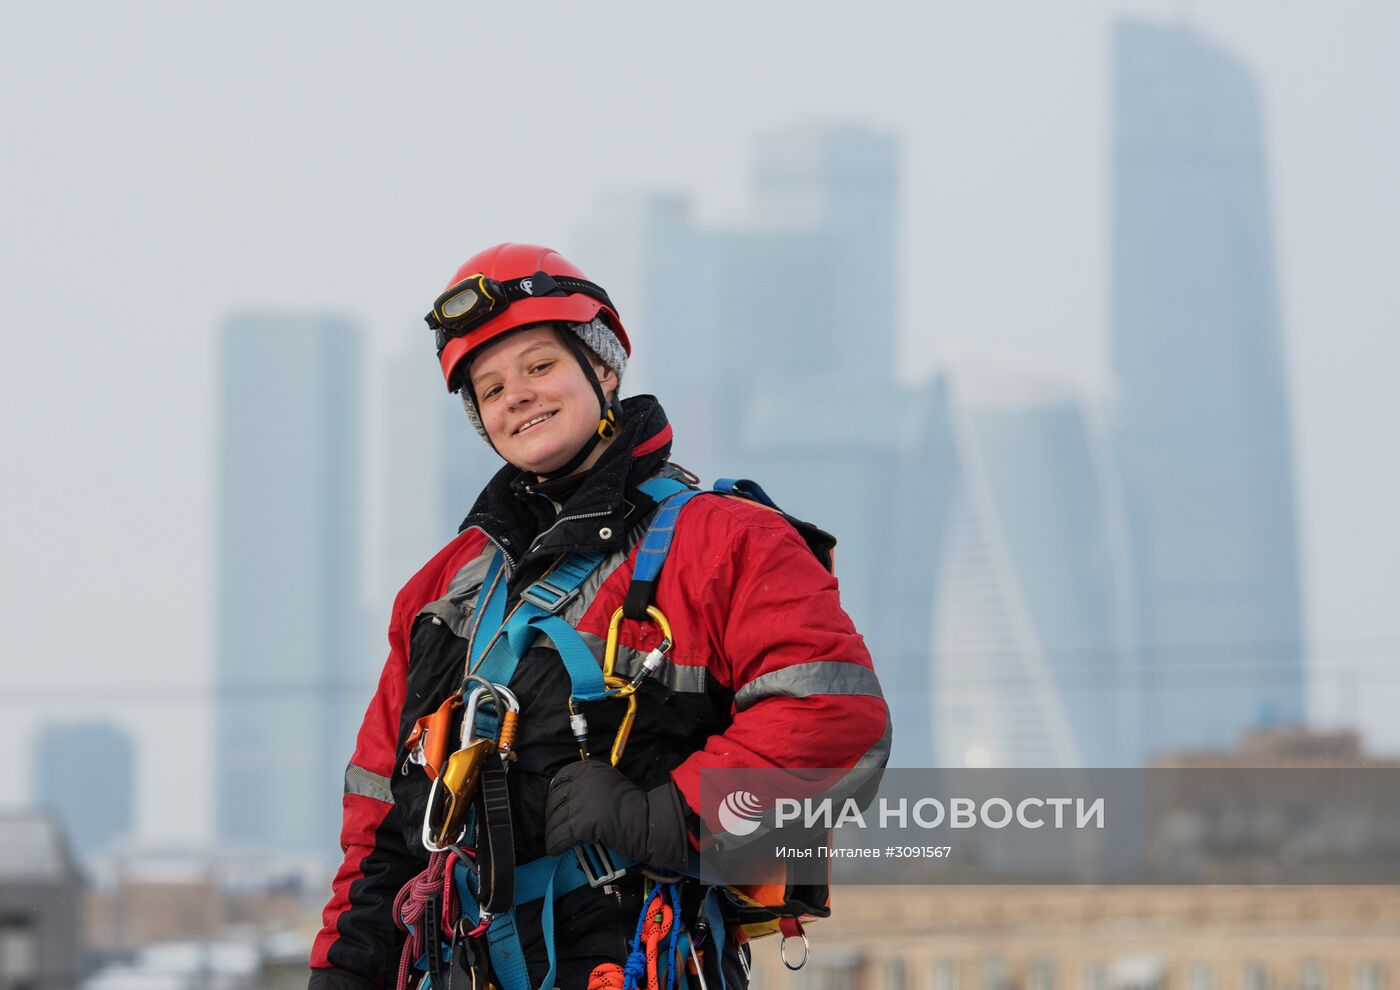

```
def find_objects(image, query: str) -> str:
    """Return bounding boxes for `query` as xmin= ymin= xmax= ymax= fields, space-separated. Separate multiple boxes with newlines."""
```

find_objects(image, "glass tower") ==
xmin=215 ymin=314 xmax=361 ymax=854
xmin=1110 ymin=20 xmax=1305 ymax=756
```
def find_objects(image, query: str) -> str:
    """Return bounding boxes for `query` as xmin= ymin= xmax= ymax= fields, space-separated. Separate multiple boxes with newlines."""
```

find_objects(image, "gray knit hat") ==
xmin=460 ymin=317 xmax=628 ymax=440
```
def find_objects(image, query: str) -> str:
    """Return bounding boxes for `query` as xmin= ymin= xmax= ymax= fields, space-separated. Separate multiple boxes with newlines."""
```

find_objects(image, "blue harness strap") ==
xmin=622 ymin=476 xmax=699 ymax=620
xmin=453 ymin=851 xmax=638 ymax=990
xmin=466 ymin=548 xmax=611 ymax=744
xmin=445 ymin=472 xmax=793 ymax=990
xmin=443 ymin=474 xmax=697 ymax=990
xmin=712 ymin=477 xmax=779 ymax=509
xmin=468 ymin=477 xmax=691 ymax=706
xmin=702 ymin=887 xmax=729 ymax=990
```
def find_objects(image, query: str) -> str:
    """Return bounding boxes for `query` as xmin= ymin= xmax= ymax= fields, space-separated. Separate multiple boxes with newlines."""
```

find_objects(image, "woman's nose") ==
xmin=503 ymin=378 xmax=536 ymax=408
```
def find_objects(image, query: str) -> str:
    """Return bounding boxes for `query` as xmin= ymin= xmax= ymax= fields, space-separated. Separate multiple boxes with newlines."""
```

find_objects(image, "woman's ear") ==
xmin=597 ymin=364 xmax=619 ymax=399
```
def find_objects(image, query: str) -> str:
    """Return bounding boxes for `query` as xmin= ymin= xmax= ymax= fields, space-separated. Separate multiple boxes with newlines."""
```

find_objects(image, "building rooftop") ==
xmin=0 ymin=808 xmax=82 ymax=882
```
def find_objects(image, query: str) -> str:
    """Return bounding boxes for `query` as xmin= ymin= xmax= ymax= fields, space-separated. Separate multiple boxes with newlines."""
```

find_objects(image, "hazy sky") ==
xmin=2 ymin=1 xmax=1397 ymax=843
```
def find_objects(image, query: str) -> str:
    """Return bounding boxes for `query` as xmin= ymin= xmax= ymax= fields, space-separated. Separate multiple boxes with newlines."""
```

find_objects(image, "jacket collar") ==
xmin=458 ymin=394 xmax=674 ymax=574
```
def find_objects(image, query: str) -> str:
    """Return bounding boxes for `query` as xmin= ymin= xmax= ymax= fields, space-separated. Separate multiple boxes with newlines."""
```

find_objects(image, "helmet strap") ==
xmin=532 ymin=327 xmax=623 ymax=481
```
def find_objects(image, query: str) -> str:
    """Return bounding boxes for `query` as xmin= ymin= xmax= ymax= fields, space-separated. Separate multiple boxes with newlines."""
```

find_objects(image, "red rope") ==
xmin=392 ymin=850 xmax=464 ymax=990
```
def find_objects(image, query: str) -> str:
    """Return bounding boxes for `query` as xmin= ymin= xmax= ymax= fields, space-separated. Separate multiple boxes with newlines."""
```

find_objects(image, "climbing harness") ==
xmin=397 ymin=473 xmax=835 ymax=989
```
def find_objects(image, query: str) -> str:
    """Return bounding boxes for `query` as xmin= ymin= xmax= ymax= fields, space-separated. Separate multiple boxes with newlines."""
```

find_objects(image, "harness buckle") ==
xmin=575 ymin=842 xmax=628 ymax=889
xmin=518 ymin=577 xmax=581 ymax=615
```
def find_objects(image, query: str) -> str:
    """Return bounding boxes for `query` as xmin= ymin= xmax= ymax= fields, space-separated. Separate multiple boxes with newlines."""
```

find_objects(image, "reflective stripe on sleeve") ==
xmin=855 ymin=719 xmax=893 ymax=769
xmin=733 ymin=660 xmax=885 ymax=713
xmin=344 ymin=764 xmax=394 ymax=804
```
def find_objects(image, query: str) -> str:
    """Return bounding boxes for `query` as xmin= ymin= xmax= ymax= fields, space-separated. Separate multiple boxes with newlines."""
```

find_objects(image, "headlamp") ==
xmin=425 ymin=270 xmax=618 ymax=357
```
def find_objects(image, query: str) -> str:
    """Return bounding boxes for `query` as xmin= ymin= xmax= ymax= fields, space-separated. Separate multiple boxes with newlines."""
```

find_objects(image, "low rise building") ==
xmin=0 ymin=809 xmax=85 ymax=990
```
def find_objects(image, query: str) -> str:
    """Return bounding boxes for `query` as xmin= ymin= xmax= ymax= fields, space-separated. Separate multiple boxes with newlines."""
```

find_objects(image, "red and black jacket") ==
xmin=311 ymin=396 xmax=890 ymax=989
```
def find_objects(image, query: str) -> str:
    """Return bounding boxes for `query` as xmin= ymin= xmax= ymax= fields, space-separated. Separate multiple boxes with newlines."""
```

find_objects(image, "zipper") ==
xmin=528 ymin=508 xmax=613 ymax=554
xmin=477 ymin=530 xmax=516 ymax=577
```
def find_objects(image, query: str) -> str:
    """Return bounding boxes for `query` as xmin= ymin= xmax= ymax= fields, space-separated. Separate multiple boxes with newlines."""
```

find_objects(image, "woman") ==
xmin=310 ymin=243 xmax=889 ymax=990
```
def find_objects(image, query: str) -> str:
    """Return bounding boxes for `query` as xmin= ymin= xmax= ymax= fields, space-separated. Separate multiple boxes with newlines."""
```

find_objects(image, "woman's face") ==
xmin=468 ymin=324 xmax=617 ymax=476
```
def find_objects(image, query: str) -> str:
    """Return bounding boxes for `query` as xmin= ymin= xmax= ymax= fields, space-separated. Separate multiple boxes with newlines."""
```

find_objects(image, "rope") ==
xmin=622 ymin=883 xmax=683 ymax=990
xmin=392 ymin=849 xmax=464 ymax=990
xmin=589 ymin=963 xmax=627 ymax=990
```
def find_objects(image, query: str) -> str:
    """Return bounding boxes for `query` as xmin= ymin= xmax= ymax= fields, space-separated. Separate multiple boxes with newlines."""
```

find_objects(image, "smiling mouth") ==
xmin=513 ymin=411 xmax=556 ymax=436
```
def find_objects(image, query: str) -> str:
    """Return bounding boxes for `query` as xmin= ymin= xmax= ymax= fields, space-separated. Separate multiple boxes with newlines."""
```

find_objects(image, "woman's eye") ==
xmin=481 ymin=384 xmax=502 ymax=401
xmin=530 ymin=361 xmax=554 ymax=375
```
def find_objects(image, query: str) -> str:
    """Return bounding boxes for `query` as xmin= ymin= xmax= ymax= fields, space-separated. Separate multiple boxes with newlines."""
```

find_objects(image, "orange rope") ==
xmin=588 ymin=963 xmax=626 ymax=990
xmin=642 ymin=899 xmax=674 ymax=990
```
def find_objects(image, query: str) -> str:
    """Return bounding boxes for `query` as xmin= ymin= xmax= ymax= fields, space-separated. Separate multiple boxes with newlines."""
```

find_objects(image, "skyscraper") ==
xmin=732 ymin=376 xmax=956 ymax=768
xmin=750 ymin=125 xmax=899 ymax=383
xmin=932 ymin=390 xmax=1140 ymax=768
xmin=376 ymin=332 xmax=503 ymax=657
xmin=380 ymin=337 xmax=500 ymax=589
xmin=578 ymin=125 xmax=938 ymax=765
xmin=30 ymin=720 xmax=135 ymax=853
xmin=216 ymin=314 xmax=361 ymax=855
xmin=1110 ymin=20 xmax=1306 ymax=756
xmin=379 ymin=339 xmax=443 ymax=602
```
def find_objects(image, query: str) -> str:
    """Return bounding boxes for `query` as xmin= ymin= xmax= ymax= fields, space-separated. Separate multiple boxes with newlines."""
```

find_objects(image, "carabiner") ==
xmin=466 ymin=683 xmax=520 ymax=761
xmin=568 ymin=697 xmax=592 ymax=760
xmin=460 ymin=672 xmax=504 ymax=716
xmin=569 ymin=606 xmax=672 ymax=764
xmin=568 ymin=675 xmax=640 ymax=765
xmin=604 ymin=675 xmax=639 ymax=765
xmin=421 ymin=684 xmax=520 ymax=852
xmin=602 ymin=605 xmax=673 ymax=685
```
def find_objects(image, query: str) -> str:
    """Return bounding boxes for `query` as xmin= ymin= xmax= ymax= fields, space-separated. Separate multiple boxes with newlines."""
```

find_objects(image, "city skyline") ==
xmin=3 ymin=3 xmax=1397 ymax=843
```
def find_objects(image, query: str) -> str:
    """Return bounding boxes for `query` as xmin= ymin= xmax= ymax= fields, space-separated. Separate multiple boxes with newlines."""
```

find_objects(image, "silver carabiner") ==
xmin=460 ymin=684 xmax=519 ymax=738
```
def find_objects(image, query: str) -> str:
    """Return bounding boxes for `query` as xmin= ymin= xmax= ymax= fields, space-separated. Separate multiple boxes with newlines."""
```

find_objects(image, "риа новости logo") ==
xmin=718 ymin=790 xmax=765 ymax=836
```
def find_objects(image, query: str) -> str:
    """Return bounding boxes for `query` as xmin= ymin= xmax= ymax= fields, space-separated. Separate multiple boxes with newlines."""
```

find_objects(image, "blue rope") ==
xmin=664 ymin=883 xmax=683 ymax=990
xmin=621 ymin=885 xmax=658 ymax=990
xmin=621 ymin=883 xmax=687 ymax=990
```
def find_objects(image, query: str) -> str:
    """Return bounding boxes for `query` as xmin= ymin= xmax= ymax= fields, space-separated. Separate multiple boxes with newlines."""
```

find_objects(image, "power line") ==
xmin=3 ymin=649 xmax=1400 ymax=707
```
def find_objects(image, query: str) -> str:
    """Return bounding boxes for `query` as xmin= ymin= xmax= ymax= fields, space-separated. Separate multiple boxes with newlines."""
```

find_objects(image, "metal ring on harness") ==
xmin=460 ymin=672 xmax=505 ymax=713
xmin=780 ymin=931 xmax=810 ymax=971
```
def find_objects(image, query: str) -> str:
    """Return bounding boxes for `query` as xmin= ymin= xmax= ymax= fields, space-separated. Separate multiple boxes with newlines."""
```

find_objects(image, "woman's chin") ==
xmin=507 ymin=444 xmax=570 ymax=477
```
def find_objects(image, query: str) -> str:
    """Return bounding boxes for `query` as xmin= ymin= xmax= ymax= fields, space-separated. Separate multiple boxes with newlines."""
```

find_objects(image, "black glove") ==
xmin=544 ymin=759 xmax=691 ymax=872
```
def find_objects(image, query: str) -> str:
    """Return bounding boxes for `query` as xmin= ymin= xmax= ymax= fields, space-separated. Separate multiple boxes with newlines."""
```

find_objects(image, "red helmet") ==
xmin=428 ymin=243 xmax=630 ymax=392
